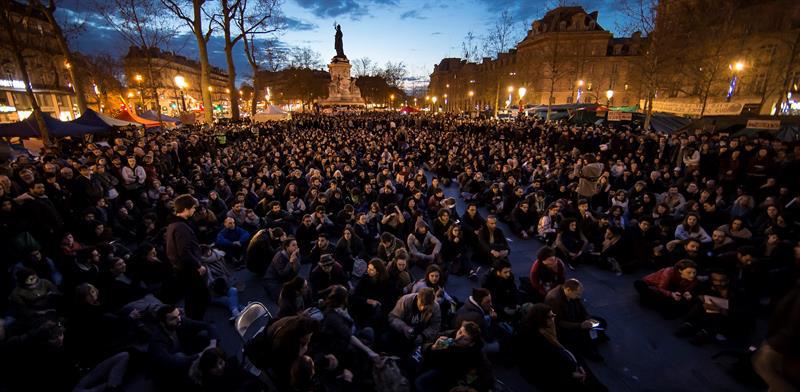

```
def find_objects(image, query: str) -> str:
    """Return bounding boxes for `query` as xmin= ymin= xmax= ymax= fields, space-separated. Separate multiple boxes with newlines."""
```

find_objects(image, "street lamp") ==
xmin=390 ymin=94 xmax=395 ymax=109
xmin=443 ymin=94 xmax=448 ymax=112
xmin=468 ymin=90 xmax=474 ymax=113
xmin=518 ymin=87 xmax=527 ymax=113
xmin=576 ymin=80 xmax=585 ymax=103
xmin=174 ymin=75 xmax=187 ymax=112
xmin=606 ymin=89 xmax=614 ymax=106
xmin=432 ymin=96 xmax=438 ymax=113
xmin=134 ymin=74 xmax=144 ymax=107
xmin=727 ymin=61 xmax=745 ymax=101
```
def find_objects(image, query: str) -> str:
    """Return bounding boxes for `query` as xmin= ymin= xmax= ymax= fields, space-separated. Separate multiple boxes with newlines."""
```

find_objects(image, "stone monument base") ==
xmin=318 ymin=58 xmax=365 ymax=107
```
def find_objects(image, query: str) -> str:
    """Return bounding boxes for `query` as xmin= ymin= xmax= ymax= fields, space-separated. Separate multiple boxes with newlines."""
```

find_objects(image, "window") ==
xmin=36 ymin=94 xmax=52 ymax=107
xmin=56 ymin=95 xmax=68 ymax=107
xmin=12 ymin=92 xmax=32 ymax=110
xmin=566 ymin=96 xmax=573 ymax=104
xmin=0 ymin=93 xmax=9 ymax=106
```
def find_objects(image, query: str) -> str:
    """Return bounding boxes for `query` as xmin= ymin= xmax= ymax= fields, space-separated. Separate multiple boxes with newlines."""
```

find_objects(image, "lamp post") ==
xmin=518 ymin=87 xmax=527 ymax=114
xmin=506 ymin=86 xmax=514 ymax=111
xmin=134 ymin=74 xmax=144 ymax=108
xmin=606 ymin=89 xmax=614 ymax=106
xmin=576 ymin=80 xmax=584 ymax=103
xmin=468 ymin=90 xmax=474 ymax=113
xmin=727 ymin=61 xmax=745 ymax=101
xmin=443 ymin=94 xmax=448 ymax=112
xmin=174 ymin=75 xmax=187 ymax=112
xmin=390 ymin=94 xmax=395 ymax=109
xmin=432 ymin=96 xmax=438 ymax=113
xmin=425 ymin=95 xmax=430 ymax=112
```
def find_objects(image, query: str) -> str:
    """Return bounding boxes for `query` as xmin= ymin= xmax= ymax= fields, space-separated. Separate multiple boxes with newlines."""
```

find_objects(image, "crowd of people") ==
xmin=0 ymin=112 xmax=798 ymax=391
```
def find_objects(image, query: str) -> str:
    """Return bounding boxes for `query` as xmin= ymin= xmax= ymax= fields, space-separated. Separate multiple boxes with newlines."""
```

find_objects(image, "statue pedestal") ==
xmin=318 ymin=58 xmax=365 ymax=107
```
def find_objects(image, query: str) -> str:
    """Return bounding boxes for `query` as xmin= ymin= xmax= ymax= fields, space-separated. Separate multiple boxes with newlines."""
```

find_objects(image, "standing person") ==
xmin=166 ymin=195 xmax=209 ymax=320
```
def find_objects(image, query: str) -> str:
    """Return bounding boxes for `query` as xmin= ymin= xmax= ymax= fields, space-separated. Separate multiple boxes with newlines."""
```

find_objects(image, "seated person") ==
xmin=529 ymin=246 xmax=566 ymax=301
xmin=675 ymin=269 xmax=739 ymax=345
xmin=8 ymin=267 xmax=61 ymax=331
xmin=476 ymin=215 xmax=510 ymax=266
xmin=315 ymin=285 xmax=378 ymax=372
xmin=407 ymin=219 xmax=442 ymax=268
xmin=148 ymin=305 xmax=218 ymax=388
xmin=453 ymin=288 xmax=499 ymax=353
xmin=333 ymin=225 xmax=366 ymax=274
xmin=309 ymin=254 xmax=348 ymax=301
xmin=545 ymin=279 xmax=606 ymax=361
xmin=214 ymin=217 xmax=251 ymax=262
xmin=387 ymin=249 xmax=414 ymax=299
xmin=513 ymin=303 xmax=608 ymax=392
xmin=265 ymin=238 xmax=301 ymax=300
xmin=634 ymin=259 xmax=699 ymax=319
xmin=200 ymin=245 xmax=243 ymax=319
xmin=555 ymin=218 xmax=590 ymax=269
xmin=481 ymin=259 xmax=519 ymax=320
xmin=509 ymin=200 xmax=537 ymax=239
xmin=351 ymin=259 xmax=393 ymax=327
xmin=674 ymin=213 xmax=712 ymax=243
xmin=306 ymin=233 xmax=335 ymax=266
xmin=377 ymin=232 xmax=406 ymax=262
xmin=415 ymin=321 xmax=494 ymax=392
xmin=385 ymin=288 xmax=441 ymax=355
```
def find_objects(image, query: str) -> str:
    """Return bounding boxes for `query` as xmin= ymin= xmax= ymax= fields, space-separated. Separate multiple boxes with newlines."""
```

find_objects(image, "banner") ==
xmin=607 ymin=111 xmax=632 ymax=121
xmin=644 ymin=100 xmax=744 ymax=116
xmin=746 ymin=119 xmax=780 ymax=130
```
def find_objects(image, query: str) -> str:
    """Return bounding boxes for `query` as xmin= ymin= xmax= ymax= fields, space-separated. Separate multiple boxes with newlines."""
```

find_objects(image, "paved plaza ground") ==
xmin=198 ymin=180 xmax=763 ymax=392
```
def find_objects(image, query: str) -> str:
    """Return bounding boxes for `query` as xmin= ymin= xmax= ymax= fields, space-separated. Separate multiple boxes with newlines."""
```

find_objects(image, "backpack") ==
xmin=373 ymin=356 xmax=410 ymax=392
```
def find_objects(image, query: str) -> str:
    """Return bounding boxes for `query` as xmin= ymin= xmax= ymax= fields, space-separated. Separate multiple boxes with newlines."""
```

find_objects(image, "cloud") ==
xmin=472 ymin=0 xmax=626 ymax=34
xmin=293 ymin=0 xmax=396 ymax=20
xmin=400 ymin=10 xmax=426 ymax=20
xmin=284 ymin=16 xmax=318 ymax=31
xmin=430 ymin=32 xmax=442 ymax=36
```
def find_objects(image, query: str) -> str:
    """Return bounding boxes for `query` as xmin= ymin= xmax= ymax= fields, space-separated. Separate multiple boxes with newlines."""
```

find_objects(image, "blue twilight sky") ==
xmin=57 ymin=0 xmax=628 ymax=88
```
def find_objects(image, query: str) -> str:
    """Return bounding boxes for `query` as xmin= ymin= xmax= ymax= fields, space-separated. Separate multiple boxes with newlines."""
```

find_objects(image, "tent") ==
xmin=399 ymin=106 xmax=420 ymax=113
xmin=71 ymin=108 xmax=142 ymax=129
xmin=252 ymin=105 xmax=291 ymax=122
xmin=0 ymin=113 xmax=107 ymax=138
xmin=776 ymin=125 xmax=800 ymax=142
xmin=115 ymin=110 xmax=161 ymax=128
xmin=646 ymin=113 xmax=692 ymax=134
xmin=139 ymin=110 xmax=181 ymax=124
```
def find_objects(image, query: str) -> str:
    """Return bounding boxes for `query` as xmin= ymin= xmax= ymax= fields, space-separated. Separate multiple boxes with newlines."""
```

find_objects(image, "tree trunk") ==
xmin=221 ymin=0 xmax=239 ymax=120
xmin=144 ymin=57 xmax=164 ymax=126
xmin=644 ymin=93 xmax=653 ymax=131
xmin=37 ymin=1 xmax=88 ymax=115
xmin=0 ymin=3 xmax=50 ymax=143
xmin=251 ymin=64 xmax=259 ymax=116
xmin=191 ymin=1 xmax=214 ymax=124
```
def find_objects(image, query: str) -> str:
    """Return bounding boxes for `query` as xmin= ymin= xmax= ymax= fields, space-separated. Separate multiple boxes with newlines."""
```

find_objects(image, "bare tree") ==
xmin=461 ymin=31 xmax=481 ymax=63
xmin=352 ymin=57 xmax=377 ymax=77
xmin=28 ymin=0 xmax=88 ymax=115
xmin=482 ymin=10 xmax=523 ymax=58
xmin=95 ymin=0 xmax=177 ymax=125
xmin=237 ymin=0 xmax=284 ymax=115
xmin=0 ymin=0 xmax=50 ymax=142
xmin=213 ymin=0 xmax=281 ymax=120
xmin=380 ymin=61 xmax=407 ymax=88
xmin=287 ymin=46 xmax=323 ymax=69
xmin=161 ymin=0 xmax=215 ymax=123
xmin=82 ymin=53 xmax=124 ymax=111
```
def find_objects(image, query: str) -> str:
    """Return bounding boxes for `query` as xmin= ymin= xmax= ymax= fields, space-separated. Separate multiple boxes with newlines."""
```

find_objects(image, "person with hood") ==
xmin=406 ymin=218 xmax=442 ymax=268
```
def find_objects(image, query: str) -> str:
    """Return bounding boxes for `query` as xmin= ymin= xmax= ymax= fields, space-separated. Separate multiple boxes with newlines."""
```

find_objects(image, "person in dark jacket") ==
xmin=513 ymin=303 xmax=607 ymax=392
xmin=545 ymin=279 xmax=605 ymax=361
xmin=277 ymin=276 xmax=312 ymax=318
xmin=265 ymin=238 xmax=301 ymax=300
xmin=351 ymin=258 xmax=393 ymax=327
xmin=214 ymin=217 xmax=251 ymax=262
xmin=509 ymin=200 xmax=537 ymax=239
xmin=309 ymin=255 xmax=349 ymax=301
xmin=165 ymin=195 xmax=209 ymax=320
xmin=415 ymin=321 xmax=494 ymax=392
xmin=453 ymin=288 xmax=498 ymax=351
xmin=245 ymin=227 xmax=281 ymax=276
xmin=529 ymin=247 xmax=566 ymax=301
xmin=148 ymin=305 xmax=218 ymax=388
xmin=481 ymin=260 xmax=519 ymax=320
xmin=476 ymin=215 xmax=510 ymax=266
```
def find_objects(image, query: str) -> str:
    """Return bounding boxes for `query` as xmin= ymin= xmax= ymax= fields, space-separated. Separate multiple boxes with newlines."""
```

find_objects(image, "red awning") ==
xmin=115 ymin=110 xmax=161 ymax=128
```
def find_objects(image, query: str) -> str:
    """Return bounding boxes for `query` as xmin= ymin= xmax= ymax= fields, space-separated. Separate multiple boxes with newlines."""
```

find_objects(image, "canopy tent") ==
xmin=71 ymin=108 xmax=142 ymax=129
xmin=609 ymin=105 xmax=639 ymax=113
xmin=139 ymin=110 xmax=181 ymax=124
xmin=252 ymin=105 xmax=291 ymax=122
xmin=115 ymin=110 xmax=161 ymax=128
xmin=777 ymin=125 xmax=800 ymax=142
xmin=0 ymin=113 xmax=107 ymax=138
xmin=645 ymin=113 xmax=692 ymax=134
xmin=399 ymin=106 xmax=420 ymax=113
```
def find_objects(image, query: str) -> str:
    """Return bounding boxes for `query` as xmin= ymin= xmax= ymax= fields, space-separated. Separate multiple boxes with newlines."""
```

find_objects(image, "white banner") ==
xmin=644 ymin=100 xmax=744 ymax=116
xmin=746 ymin=119 xmax=780 ymax=130
xmin=607 ymin=111 xmax=632 ymax=121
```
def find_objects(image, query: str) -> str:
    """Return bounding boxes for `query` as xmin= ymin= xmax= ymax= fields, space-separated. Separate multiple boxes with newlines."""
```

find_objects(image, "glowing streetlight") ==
xmin=507 ymin=85 xmax=514 ymax=93
xmin=64 ymin=61 xmax=71 ymax=69
xmin=518 ymin=87 xmax=527 ymax=99
xmin=731 ymin=61 xmax=745 ymax=71
xmin=134 ymin=74 xmax=143 ymax=82
xmin=208 ymin=86 xmax=213 ymax=92
xmin=606 ymin=89 xmax=614 ymax=105
xmin=127 ymin=92 xmax=134 ymax=98
xmin=468 ymin=91 xmax=474 ymax=97
xmin=226 ymin=88 xmax=230 ymax=94
xmin=174 ymin=75 xmax=187 ymax=111
xmin=239 ymin=90 xmax=243 ymax=95
xmin=578 ymin=80 xmax=584 ymax=86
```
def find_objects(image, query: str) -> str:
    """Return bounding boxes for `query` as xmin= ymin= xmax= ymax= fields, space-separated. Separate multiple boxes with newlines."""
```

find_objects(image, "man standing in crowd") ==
xmin=166 ymin=194 xmax=209 ymax=320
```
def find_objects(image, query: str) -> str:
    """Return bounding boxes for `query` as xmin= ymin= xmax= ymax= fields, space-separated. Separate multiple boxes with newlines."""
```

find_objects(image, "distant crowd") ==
xmin=0 ymin=112 xmax=798 ymax=391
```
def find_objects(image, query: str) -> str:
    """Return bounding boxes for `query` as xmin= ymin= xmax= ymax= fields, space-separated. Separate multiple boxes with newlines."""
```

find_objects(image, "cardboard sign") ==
xmin=746 ymin=119 xmax=780 ymax=130
xmin=607 ymin=111 xmax=632 ymax=121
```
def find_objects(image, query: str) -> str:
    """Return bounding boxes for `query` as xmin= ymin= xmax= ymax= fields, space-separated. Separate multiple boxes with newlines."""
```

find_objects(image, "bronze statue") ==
xmin=334 ymin=24 xmax=346 ymax=59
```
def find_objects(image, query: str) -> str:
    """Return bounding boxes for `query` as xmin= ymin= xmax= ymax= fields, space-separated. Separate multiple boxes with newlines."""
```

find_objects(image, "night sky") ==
xmin=56 ymin=0 xmax=628 ymax=87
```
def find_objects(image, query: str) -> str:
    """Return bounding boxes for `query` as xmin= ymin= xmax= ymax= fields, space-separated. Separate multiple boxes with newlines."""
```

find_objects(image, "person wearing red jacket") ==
xmin=634 ymin=259 xmax=699 ymax=319
xmin=529 ymin=246 xmax=566 ymax=301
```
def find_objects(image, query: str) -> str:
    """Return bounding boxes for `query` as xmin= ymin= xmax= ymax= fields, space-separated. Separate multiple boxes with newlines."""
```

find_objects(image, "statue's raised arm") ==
xmin=334 ymin=24 xmax=346 ymax=59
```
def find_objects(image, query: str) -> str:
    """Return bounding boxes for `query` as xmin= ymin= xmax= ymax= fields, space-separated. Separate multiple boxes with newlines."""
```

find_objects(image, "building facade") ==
xmin=429 ymin=7 xmax=643 ymax=114
xmin=123 ymin=46 xmax=230 ymax=116
xmin=0 ymin=2 xmax=77 ymax=123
